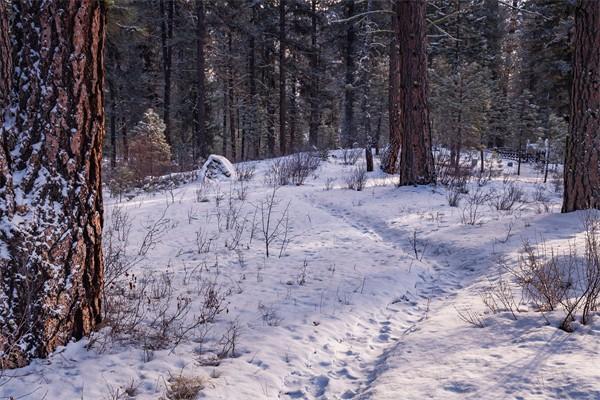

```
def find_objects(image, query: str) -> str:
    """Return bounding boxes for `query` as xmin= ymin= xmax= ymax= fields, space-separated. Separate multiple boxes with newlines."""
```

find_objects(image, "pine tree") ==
xmin=129 ymin=109 xmax=172 ymax=178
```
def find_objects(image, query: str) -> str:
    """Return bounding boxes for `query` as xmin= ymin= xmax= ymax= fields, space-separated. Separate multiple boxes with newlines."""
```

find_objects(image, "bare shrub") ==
xmin=324 ymin=177 xmax=336 ymax=191
xmin=235 ymin=163 xmax=256 ymax=182
xmin=103 ymin=267 xmax=230 ymax=353
xmin=138 ymin=205 xmax=173 ymax=256
xmin=460 ymin=187 xmax=490 ymax=225
xmin=533 ymin=184 xmax=549 ymax=202
xmin=503 ymin=215 xmax=600 ymax=331
xmin=217 ymin=320 xmax=242 ymax=359
xmin=446 ymin=187 xmax=461 ymax=207
xmin=258 ymin=187 xmax=291 ymax=257
xmin=264 ymin=159 xmax=290 ymax=187
xmin=164 ymin=372 xmax=204 ymax=400
xmin=480 ymin=276 xmax=520 ymax=320
xmin=506 ymin=241 xmax=567 ymax=312
xmin=342 ymin=148 xmax=362 ymax=165
xmin=489 ymin=181 xmax=524 ymax=211
xmin=345 ymin=164 xmax=367 ymax=191
xmin=263 ymin=153 xmax=321 ymax=187
xmin=455 ymin=306 xmax=486 ymax=328
xmin=195 ymin=185 xmax=210 ymax=203
xmin=258 ymin=302 xmax=283 ymax=327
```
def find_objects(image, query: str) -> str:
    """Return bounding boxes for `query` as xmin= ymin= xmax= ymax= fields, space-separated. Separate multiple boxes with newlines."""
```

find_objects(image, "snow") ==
xmin=1 ymin=151 xmax=599 ymax=399
xmin=198 ymin=154 xmax=236 ymax=183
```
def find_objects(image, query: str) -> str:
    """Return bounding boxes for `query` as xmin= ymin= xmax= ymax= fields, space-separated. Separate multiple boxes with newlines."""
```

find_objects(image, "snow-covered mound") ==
xmin=198 ymin=154 xmax=236 ymax=182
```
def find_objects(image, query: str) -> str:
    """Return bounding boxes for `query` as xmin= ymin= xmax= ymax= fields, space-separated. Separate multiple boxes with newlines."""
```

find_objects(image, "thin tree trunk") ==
xmin=397 ymin=0 xmax=435 ymax=186
xmin=121 ymin=117 xmax=129 ymax=163
xmin=0 ymin=1 xmax=105 ymax=368
xmin=290 ymin=77 xmax=298 ymax=153
xmin=159 ymin=0 xmax=174 ymax=146
xmin=228 ymin=33 xmax=236 ymax=161
xmin=341 ymin=0 xmax=356 ymax=148
xmin=279 ymin=0 xmax=287 ymax=155
xmin=248 ymin=4 xmax=259 ymax=158
xmin=308 ymin=0 xmax=320 ymax=148
xmin=195 ymin=0 xmax=207 ymax=160
xmin=384 ymin=0 xmax=400 ymax=173
xmin=562 ymin=0 xmax=600 ymax=212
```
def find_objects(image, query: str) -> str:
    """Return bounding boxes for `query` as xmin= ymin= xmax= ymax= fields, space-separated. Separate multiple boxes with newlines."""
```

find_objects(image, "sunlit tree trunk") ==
xmin=0 ymin=1 xmax=105 ymax=368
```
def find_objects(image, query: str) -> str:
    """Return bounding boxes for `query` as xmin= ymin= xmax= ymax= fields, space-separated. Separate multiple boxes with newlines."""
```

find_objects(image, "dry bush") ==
xmin=324 ymin=177 xmax=336 ymax=191
xmin=479 ymin=275 xmax=520 ymax=320
xmin=164 ymin=372 xmax=204 ymax=400
xmin=503 ymin=215 xmax=600 ymax=331
xmin=488 ymin=180 xmax=525 ymax=211
xmin=263 ymin=153 xmax=321 ymax=187
xmin=257 ymin=186 xmax=290 ymax=257
xmin=342 ymin=148 xmax=362 ymax=165
xmin=235 ymin=163 xmax=256 ymax=182
xmin=446 ymin=187 xmax=461 ymax=207
xmin=101 ymin=265 xmax=230 ymax=353
xmin=455 ymin=306 xmax=486 ymax=328
xmin=460 ymin=187 xmax=490 ymax=225
xmin=345 ymin=164 xmax=368 ymax=191
xmin=286 ymin=152 xmax=321 ymax=185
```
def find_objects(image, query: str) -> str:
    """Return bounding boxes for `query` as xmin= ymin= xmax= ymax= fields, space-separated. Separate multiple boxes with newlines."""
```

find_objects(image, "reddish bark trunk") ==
xmin=397 ymin=0 xmax=435 ymax=185
xmin=562 ymin=0 xmax=600 ymax=212
xmin=0 ymin=1 xmax=105 ymax=368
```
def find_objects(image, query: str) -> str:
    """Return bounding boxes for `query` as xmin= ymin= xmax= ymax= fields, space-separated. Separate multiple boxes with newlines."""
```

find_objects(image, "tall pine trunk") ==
xmin=0 ymin=1 xmax=105 ymax=368
xmin=562 ymin=0 xmax=599 ymax=212
xmin=397 ymin=0 xmax=434 ymax=186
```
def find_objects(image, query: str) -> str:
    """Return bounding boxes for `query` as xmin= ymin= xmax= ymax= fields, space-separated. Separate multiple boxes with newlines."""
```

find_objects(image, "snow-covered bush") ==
xmin=199 ymin=155 xmax=236 ymax=182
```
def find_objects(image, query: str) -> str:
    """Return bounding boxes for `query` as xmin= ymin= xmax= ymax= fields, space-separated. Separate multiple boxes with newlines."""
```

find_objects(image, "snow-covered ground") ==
xmin=2 ymin=151 xmax=599 ymax=400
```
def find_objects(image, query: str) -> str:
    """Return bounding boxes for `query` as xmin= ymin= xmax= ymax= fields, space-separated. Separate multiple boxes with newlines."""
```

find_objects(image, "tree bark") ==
xmin=562 ymin=0 xmax=600 ymax=212
xmin=279 ymin=0 xmax=287 ymax=155
xmin=195 ymin=0 xmax=207 ymax=160
xmin=383 ymin=0 xmax=401 ymax=174
xmin=0 ymin=1 xmax=105 ymax=368
xmin=308 ymin=0 xmax=320 ymax=148
xmin=341 ymin=0 xmax=356 ymax=148
xmin=159 ymin=0 xmax=174 ymax=146
xmin=227 ymin=32 xmax=236 ymax=161
xmin=397 ymin=0 xmax=435 ymax=186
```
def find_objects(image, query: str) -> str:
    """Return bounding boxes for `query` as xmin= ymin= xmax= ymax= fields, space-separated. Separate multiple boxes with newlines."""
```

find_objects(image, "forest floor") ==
xmin=2 ymin=151 xmax=599 ymax=400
